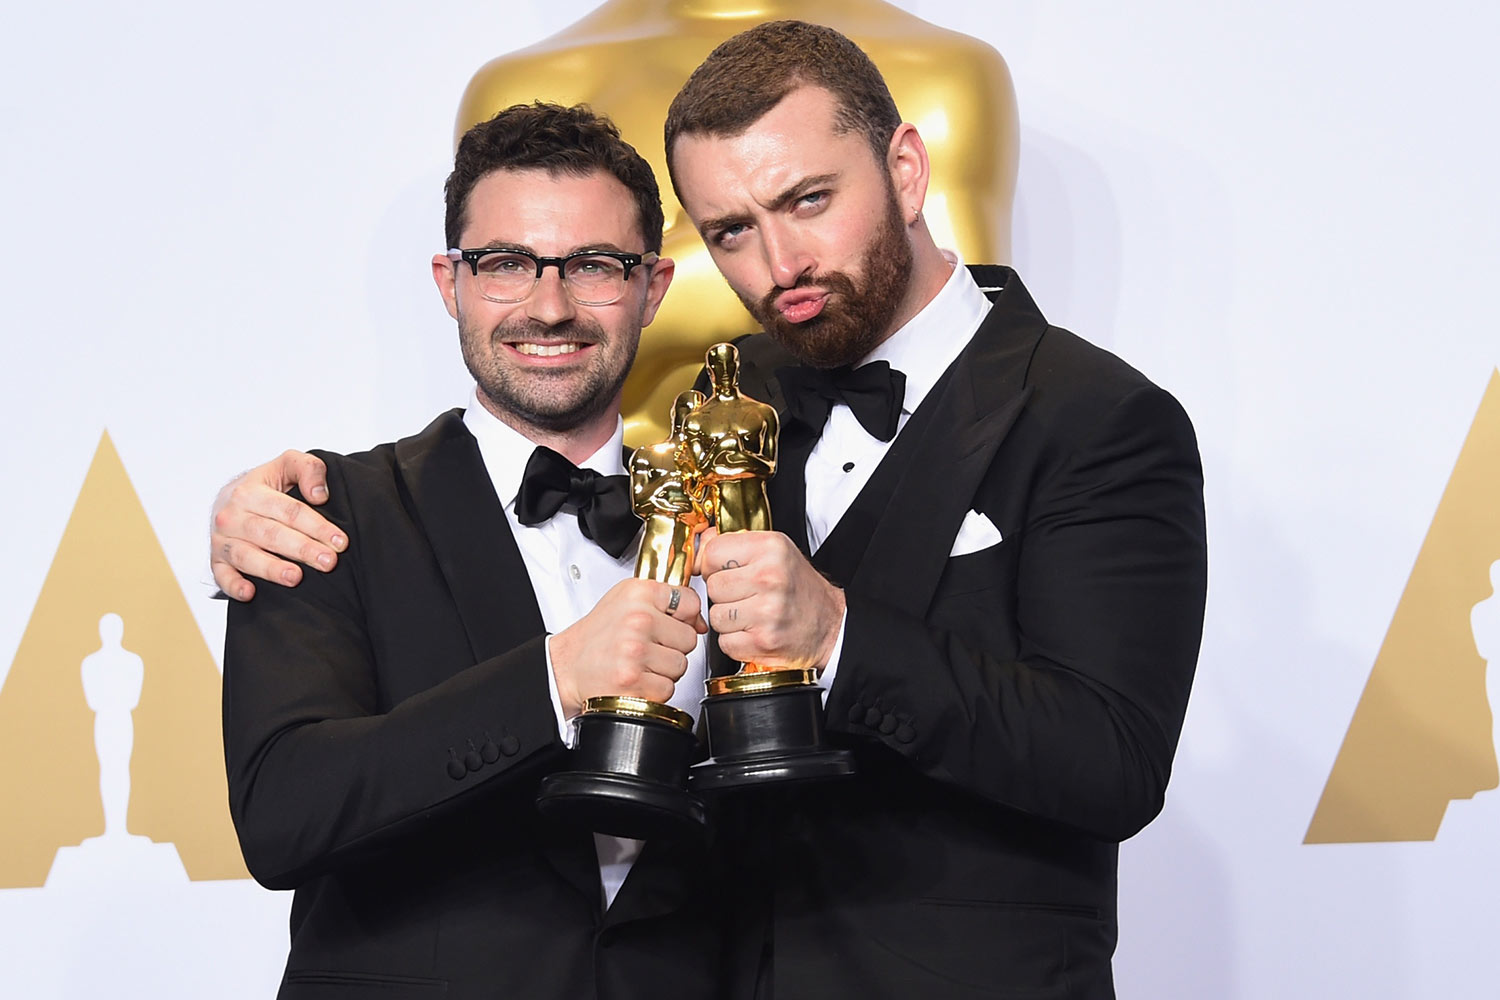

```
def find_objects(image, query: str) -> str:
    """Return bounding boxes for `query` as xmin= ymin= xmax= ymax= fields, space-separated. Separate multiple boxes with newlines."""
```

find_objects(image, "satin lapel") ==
xmin=393 ymin=411 xmax=547 ymax=658
xmin=850 ymin=274 xmax=1045 ymax=616
xmin=393 ymin=410 xmax=598 ymax=906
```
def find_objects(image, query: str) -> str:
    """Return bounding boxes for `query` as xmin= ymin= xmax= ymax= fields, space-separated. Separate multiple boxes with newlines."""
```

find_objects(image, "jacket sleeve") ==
xmin=222 ymin=460 xmax=565 ymax=890
xmin=824 ymin=382 xmax=1207 ymax=842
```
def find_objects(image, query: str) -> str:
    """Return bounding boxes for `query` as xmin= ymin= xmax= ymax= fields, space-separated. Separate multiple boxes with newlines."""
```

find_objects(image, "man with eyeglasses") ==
xmin=219 ymin=102 xmax=719 ymax=999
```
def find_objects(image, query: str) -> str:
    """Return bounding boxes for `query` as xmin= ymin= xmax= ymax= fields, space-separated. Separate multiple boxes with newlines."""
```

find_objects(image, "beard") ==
xmin=738 ymin=188 xmax=913 ymax=370
xmin=457 ymin=313 xmax=637 ymax=433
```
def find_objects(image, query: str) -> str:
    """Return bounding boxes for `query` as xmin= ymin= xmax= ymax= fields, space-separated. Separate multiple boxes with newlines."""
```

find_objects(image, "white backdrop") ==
xmin=3 ymin=2 xmax=1498 ymax=996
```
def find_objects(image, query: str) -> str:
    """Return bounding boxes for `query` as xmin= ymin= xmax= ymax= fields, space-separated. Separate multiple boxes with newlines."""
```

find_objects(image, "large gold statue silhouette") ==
xmin=456 ymin=0 xmax=1019 ymax=445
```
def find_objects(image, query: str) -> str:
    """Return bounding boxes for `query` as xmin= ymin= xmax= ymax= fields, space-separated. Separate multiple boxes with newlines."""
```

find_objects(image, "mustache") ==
xmin=493 ymin=318 xmax=605 ymax=344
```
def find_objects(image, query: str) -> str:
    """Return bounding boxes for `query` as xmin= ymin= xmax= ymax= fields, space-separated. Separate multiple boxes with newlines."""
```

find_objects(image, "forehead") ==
xmin=461 ymin=167 xmax=641 ymax=249
xmin=671 ymin=86 xmax=879 ymax=218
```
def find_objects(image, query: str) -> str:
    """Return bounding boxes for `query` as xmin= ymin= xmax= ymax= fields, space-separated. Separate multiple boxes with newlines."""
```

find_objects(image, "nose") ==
xmin=525 ymin=264 xmax=577 ymax=326
xmin=760 ymin=222 xmax=814 ymax=289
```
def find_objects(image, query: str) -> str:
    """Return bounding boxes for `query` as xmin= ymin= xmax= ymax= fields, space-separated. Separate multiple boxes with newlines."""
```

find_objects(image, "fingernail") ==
xmin=281 ymin=568 xmax=299 ymax=585
xmin=317 ymin=553 xmax=333 ymax=569
xmin=311 ymin=486 xmax=329 ymax=500
xmin=331 ymin=534 xmax=346 ymax=550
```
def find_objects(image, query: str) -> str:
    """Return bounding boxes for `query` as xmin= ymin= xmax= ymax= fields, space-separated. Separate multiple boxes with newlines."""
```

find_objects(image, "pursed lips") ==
xmin=774 ymin=287 xmax=828 ymax=324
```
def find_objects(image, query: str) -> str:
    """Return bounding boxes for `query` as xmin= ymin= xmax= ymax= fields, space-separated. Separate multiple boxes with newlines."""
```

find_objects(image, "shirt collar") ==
xmin=461 ymin=387 xmax=627 ymax=510
xmin=859 ymin=250 xmax=992 ymax=415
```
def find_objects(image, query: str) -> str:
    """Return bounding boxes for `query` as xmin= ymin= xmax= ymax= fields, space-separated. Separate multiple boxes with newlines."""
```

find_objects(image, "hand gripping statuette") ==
xmin=535 ymin=390 xmax=711 ymax=840
xmin=685 ymin=343 xmax=855 ymax=791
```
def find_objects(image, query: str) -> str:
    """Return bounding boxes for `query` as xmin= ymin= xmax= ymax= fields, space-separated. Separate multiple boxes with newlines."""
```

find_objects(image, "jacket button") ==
xmin=895 ymin=724 xmax=916 ymax=744
xmin=878 ymin=715 xmax=898 ymax=735
xmin=863 ymin=707 xmax=883 ymax=728
xmin=498 ymin=735 xmax=521 ymax=757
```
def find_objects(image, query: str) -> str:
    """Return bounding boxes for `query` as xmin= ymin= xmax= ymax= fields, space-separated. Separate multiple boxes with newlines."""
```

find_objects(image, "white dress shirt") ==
xmin=462 ymin=389 xmax=707 ymax=909
xmin=809 ymin=252 xmax=993 ymax=693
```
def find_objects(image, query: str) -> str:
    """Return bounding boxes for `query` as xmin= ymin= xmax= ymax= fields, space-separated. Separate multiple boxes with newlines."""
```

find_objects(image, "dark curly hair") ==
xmin=444 ymin=102 xmax=664 ymax=253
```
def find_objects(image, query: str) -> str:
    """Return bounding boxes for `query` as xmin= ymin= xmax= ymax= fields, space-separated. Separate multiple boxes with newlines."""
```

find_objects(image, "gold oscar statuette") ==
xmin=534 ymin=393 xmax=712 ymax=840
xmin=683 ymin=344 xmax=856 ymax=791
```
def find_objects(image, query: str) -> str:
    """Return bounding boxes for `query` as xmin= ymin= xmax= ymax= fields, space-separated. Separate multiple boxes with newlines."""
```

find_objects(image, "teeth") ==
xmin=515 ymin=343 xmax=581 ymax=357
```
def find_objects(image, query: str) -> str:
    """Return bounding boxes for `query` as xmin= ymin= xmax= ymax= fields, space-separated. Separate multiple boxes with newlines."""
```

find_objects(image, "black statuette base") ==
xmin=690 ymin=682 xmax=855 ymax=792
xmin=536 ymin=712 xmax=706 ymax=841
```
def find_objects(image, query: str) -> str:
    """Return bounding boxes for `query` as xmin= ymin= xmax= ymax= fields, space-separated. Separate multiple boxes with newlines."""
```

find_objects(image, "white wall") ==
xmin=2 ymin=2 xmax=1496 ymax=995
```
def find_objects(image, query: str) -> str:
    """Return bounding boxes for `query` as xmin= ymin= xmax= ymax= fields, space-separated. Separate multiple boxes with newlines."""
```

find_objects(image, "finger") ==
xmin=709 ymin=602 xmax=748 ymax=635
xmin=226 ymin=512 xmax=341 ymax=574
xmin=692 ymin=526 xmax=719 ymax=577
xmin=215 ymin=538 xmax=306 ymax=589
xmin=663 ymin=585 xmax=703 ymax=622
xmin=215 ymin=481 xmax=346 ymax=562
xmin=271 ymin=490 xmax=347 ymax=556
xmin=632 ymin=672 xmax=676 ymax=705
xmin=276 ymin=450 xmax=331 ymax=506
xmin=653 ymin=615 xmax=704 ymax=656
xmin=210 ymin=560 xmax=257 ymax=603
xmin=642 ymin=646 xmax=690 ymax=683
xmin=705 ymin=567 xmax=759 ymax=606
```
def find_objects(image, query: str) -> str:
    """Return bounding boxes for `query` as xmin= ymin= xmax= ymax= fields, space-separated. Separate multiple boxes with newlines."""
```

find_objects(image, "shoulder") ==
xmin=305 ymin=409 xmax=469 ymax=515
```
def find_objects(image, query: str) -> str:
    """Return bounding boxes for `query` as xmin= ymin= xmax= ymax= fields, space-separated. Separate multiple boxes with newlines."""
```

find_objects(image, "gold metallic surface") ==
xmin=631 ymin=389 xmax=710 ymax=585
xmin=681 ymin=343 xmax=777 ymax=535
xmin=582 ymin=695 xmax=696 ymax=731
xmin=705 ymin=668 xmax=819 ymax=697
xmin=455 ymin=0 xmax=1020 ymax=446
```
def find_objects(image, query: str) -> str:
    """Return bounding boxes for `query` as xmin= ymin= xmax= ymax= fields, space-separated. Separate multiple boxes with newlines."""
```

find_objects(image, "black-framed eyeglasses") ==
xmin=446 ymin=247 xmax=659 ymax=306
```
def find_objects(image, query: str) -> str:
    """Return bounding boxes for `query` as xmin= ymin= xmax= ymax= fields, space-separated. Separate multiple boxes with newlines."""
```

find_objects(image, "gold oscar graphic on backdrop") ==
xmin=0 ymin=431 xmax=248 ymax=888
xmin=1307 ymin=369 xmax=1500 ymax=843
xmin=455 ymin=0 xmax=1019 ymax=446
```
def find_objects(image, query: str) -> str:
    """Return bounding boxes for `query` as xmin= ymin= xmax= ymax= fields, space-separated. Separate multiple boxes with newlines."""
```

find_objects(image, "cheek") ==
xmin=711 ymin=253 xmax=767 ymax=301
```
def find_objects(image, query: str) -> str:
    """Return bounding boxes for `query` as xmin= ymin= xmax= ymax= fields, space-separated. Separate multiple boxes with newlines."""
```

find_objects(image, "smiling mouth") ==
xmin=512 ymin=342 xmax=586 ymax=357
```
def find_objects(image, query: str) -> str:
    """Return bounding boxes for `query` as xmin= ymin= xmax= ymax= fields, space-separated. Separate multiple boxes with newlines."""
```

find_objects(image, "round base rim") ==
xmin=537 ymin=771 xmax=707 ymax=840
xmin=688 ymin=749 xmax=856 ymax=793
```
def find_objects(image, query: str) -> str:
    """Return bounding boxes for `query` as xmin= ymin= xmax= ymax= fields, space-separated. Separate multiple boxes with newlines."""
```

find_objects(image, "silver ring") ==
xmin=667 ymin=588 xmax=681 ymax=613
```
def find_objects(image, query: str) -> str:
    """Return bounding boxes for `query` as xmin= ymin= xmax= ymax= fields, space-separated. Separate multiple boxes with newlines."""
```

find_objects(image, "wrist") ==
xmin=817 ymin=587 xmax=847 ymax=671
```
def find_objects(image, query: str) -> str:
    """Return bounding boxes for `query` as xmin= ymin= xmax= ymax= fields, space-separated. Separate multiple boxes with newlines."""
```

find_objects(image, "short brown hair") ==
xmin=445 ymin=102 xmax=664 ymax=253
xmin=663 ymin=21 xmax=901 ymax=188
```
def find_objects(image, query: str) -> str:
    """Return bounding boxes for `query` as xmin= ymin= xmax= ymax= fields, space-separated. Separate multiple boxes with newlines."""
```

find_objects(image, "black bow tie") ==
xmin=776 ymin=361 xmax=907 ymax=441
xmin=514 ymin=446 xmax=639 ymax=559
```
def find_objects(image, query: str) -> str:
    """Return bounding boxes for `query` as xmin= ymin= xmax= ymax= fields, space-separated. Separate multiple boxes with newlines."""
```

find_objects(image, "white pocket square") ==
xmin=949 ymin=509 xmax=1004 ymax=557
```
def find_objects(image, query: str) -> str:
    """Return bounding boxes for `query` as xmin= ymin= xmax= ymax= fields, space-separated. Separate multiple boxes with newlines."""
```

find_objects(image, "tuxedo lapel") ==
xmin=809 ymin=269 xmax=1044 ymax=617
xmin=849 ymin=271 xmax=1045 ymax=615
xmin=393 ymin=410 xmax=599 ymax=907
xmin=393 ymin=411 xmax=547 ymax=660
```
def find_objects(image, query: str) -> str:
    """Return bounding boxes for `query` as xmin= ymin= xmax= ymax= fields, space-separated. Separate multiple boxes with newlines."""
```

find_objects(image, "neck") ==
xmin=476 ymin=387 xmax=621 ymax=466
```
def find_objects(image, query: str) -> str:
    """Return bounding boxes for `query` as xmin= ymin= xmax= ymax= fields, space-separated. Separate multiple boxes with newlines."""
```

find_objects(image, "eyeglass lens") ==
xmin=474 ymin=252 xmax=630 ymax=305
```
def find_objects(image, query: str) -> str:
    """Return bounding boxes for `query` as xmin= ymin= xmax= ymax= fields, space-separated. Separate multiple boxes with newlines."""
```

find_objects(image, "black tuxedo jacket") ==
xmin=223 ymin=413 xmax=718 ymax=1000
xmin=713 ymin=266 xmax=1207 ymax=999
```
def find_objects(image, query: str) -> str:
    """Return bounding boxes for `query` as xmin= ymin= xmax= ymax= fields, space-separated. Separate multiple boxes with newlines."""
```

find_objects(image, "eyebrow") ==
xmin=695 ymin=173 xmax=841 ymax=238
xmin=471 ymin=240 xmax=632 ymax=255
